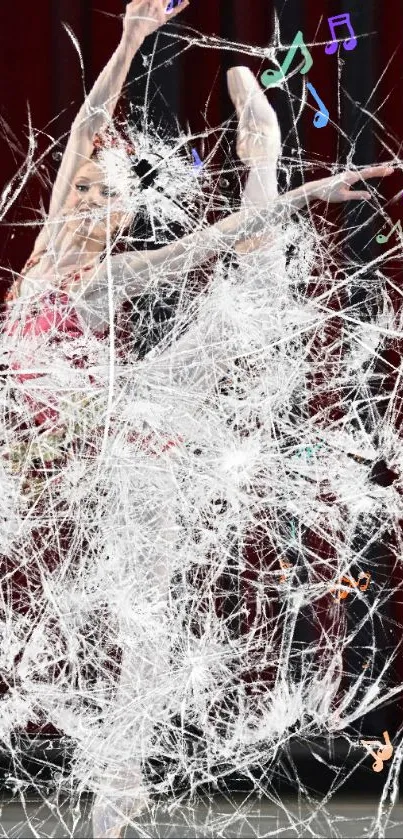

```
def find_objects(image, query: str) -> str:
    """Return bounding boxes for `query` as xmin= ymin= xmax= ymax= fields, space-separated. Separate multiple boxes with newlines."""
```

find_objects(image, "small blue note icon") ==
xmin=306 ymin=82 xmax=329 ymax=128
xmin=166 ymin=0 xmax=185 ymax=12
xmin=192 ymin=149 xmax=203 ymax=169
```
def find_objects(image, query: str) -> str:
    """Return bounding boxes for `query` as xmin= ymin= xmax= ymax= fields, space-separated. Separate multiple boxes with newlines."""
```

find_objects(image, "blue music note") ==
xmin=192 ymin=149 xmax=203 ymax=169
xmin=306 ymin=82 xmax=329 ymax=129
xmin=166 ymin=0 xmax=185 ymax=12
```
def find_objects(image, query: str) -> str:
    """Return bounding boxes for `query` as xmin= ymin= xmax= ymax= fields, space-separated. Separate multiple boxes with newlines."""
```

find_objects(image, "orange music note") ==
xmin=361 ymin=731 xmax=393 ymax=773
xmin=377 ymin=731 xmax=393 ymax=763
xmin=357 ymin=572 xmax=371 ymax=592
xmin=330 ymin=572 xmax=371 ymax=599
xmin=279 ymin=560 xmax=293 ymax=583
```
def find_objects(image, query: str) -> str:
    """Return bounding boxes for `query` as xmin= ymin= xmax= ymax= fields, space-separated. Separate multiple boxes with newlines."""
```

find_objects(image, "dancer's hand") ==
xmin=298 ymin=164 xmax=394 ymax=205
xmin=123 ymin=0 xmax=189 ymax=42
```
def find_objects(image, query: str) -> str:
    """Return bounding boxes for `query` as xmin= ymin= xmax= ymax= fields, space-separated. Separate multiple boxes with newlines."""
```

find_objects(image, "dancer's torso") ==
xmin=3 ymin=246 xmax=181 ymax=479
xmin=5 ymin=207 xmax=119 ymax=333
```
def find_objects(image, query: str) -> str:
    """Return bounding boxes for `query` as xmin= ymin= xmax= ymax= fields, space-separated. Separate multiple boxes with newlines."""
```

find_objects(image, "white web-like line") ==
xmin=1 ymin=15 xmax=403 ymax=839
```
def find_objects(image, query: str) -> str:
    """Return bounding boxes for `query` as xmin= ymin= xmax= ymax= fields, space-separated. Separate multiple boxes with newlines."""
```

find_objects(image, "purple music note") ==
xmin=166 ymin=0 xmax=185 ymax=13
xmin=325 ymin=13 xmax=357 ymax=55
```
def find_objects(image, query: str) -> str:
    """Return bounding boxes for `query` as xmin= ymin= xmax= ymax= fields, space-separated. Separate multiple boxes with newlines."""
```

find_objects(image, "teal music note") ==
xmin=306 ymin=82 xmax=329 ymax=128
xmin=261 ymin=31 xmax=313 ymax=88
xmin=376 ymin=220 xmax=402 ymax=244
xmin=296 ymin=442 xmax=323 ymax=461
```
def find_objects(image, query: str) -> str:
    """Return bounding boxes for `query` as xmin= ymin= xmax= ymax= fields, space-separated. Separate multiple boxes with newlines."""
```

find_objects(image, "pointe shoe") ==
xmin=91 ymin=788 xmax=149 ymax=838
xmin=227 ymin=66 xmax=282 ymax=166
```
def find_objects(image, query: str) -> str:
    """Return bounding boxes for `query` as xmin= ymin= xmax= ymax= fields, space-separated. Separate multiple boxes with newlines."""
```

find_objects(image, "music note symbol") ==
xmin=377 ymin=731 xmax=393 ymax=763
xmin=361 ymin=731 xmax=393 ymax=773
xmin=296 ymin=442 xmax=323 ymax=461
xmin=330 ymin=572 xmax=371 ymax=599
xmin=279 ymin=559 xmax=293 ymax=583
xmin=357 ymin=572 xmax=371 ymax=592
xmin=166 ymin=0 xmax=184 ymax=12
xmin=261 ymin=31 xmax=313 ymax=89
xmin=192 ymin=149 xmax=203 ymax=169
xmin=376 ymin=220 xmax=403 ymax=244
xmin=325 ymin=14 xmax=358 ymax=55
xmin=306 ymin=82 xmax=329 ymax=128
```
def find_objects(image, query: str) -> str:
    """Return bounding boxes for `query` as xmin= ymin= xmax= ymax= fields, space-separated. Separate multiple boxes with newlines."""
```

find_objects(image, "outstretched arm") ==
xmin=105 ymin=164 xmax=395 ymax=294
xmin=80 ymin=204 xmax=274 ymax=331
xmin=235 ymin=163 xmax=395 ymax=254
xmin=78 ymin=163 xmax=394 ymax=333
xmin=30 ymin=0 xmax=188 ymax=257
xmin=132 ymin=164 xmax=396 ymax=398
xmin=284 ymin=164 xmax=394 ymax=209
xmin=102 ymin=205 xmax=274 ymax=295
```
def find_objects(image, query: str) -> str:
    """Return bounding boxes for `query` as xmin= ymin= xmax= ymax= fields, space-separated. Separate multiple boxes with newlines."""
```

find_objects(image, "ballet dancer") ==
xmin=3 ymin=2 xmax=393 ymax=836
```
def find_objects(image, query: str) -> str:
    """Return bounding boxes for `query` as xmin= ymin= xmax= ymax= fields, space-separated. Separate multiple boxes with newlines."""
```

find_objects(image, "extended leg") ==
xmin=91 ymin=503 xmax=178 ymax=838
xmin=141 ymin=67 xmax=284 ymax=398
xmin=227 ymin=65 xmax=281 ymax=211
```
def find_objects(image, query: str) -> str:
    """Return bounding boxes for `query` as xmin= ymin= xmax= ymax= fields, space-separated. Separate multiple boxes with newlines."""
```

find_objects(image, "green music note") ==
xmin=376 ymin=219 xmax=402 ymax=244
xmin=261 ymin=31 xmax=313 ymax=88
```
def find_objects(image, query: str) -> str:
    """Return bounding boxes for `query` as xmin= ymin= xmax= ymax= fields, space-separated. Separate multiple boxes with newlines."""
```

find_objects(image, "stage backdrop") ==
xmin=1 ymin=0 xmax=402 ymax=273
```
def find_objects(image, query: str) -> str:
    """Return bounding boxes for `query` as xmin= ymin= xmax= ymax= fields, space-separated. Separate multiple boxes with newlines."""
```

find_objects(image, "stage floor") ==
xmin=1 ymin=793 xmax=403 ymax=838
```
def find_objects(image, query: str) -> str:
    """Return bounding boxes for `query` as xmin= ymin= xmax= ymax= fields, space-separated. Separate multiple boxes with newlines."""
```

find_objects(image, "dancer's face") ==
xmin=64 ymin=161 xmax=130 ymax=248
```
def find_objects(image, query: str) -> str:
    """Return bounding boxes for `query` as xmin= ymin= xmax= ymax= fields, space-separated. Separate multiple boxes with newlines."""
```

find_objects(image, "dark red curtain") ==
xmin=0 ymin=0 xmax=122 ymax=286
xmin=2 ymin=0 xmax=402 ymax=269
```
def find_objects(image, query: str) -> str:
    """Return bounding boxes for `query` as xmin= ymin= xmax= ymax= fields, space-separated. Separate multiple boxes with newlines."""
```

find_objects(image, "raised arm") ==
xmin=78 ymin=204 xmax=276 ymax=333
xmin=30 ymin=0 xmax=189 ymax=257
